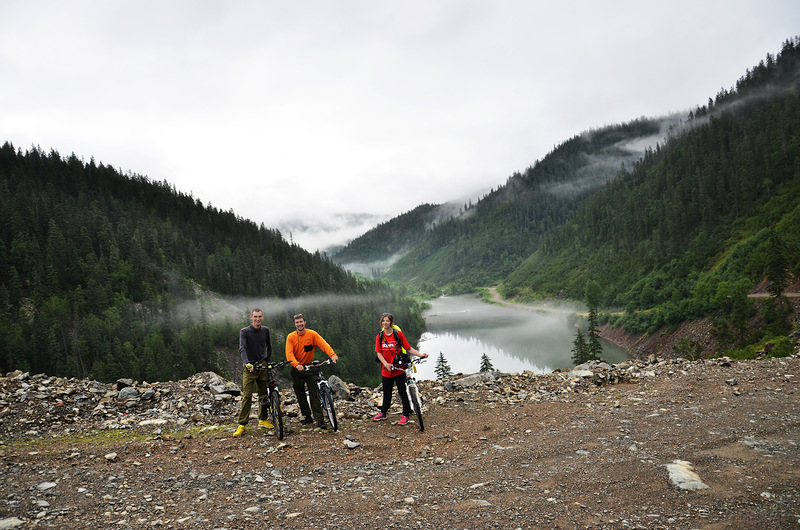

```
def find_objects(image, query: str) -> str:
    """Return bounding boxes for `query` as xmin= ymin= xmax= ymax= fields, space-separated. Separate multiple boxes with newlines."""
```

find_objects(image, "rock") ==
xmin=344 ymin=439 xmax=361 ymax=449
xmin=328 ymin=375 xmax=351 ymax=401
xmin=207 ymin=372 xmax=241 ymax=396
xmin=665 ymin=460 xmax=709 ymax=491
xmin=118 ymin=387 xmax=139 ymax=400
xmin=36 ymin=482 xmax=57 ymax=492
xmin=452 ymin=372 xmax=498 ymax=388
xmin=209 ymin=382 xmax=240 ymax=396
xmin=0 ymin=517 xmax=25 ymax=529
xmin=139 ymin=419 xmax=168 ymax=427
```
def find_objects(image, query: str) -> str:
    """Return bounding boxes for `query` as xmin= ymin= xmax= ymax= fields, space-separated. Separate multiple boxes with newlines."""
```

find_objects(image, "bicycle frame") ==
xmin=253 ymin=360 xmax=289 ymax=440
xmin=392 ymin=358 xmax=425 ymax=432
xmin=302 ymin=359 xmax=339 ymax=432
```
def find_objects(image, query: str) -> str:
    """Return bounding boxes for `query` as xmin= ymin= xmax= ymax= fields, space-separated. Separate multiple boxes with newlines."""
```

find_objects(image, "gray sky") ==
xmin=2 ymin=1 xmax=798 ymax=252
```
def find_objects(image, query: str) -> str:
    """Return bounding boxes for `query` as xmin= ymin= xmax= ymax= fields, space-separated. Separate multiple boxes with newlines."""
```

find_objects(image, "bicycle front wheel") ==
xmin=408 ymin=385 xmax=424 ymax=432
xmin=321 ymin=385 xmax=338 ymax=432
xmin=269 ymin=390 xmax=284 ymax=440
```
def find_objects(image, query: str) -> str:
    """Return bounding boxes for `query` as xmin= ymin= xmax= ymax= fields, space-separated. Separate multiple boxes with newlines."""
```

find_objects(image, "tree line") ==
xmin=506 ymin=37 xmax=800 ymax=356
xmin=331 ymin=37 xmax=800 ymax=359
xmin=0 ymin=144 xmax=424 ymax=387
xmin=382 ymin=118 xmax=664 ymax=288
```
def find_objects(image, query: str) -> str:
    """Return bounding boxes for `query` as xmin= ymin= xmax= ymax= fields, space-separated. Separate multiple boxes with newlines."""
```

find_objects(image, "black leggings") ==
xmin=381 ymin=372 xmax=411 ymax=417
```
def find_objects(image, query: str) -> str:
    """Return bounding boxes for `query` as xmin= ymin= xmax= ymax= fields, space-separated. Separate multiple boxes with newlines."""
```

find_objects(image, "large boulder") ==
xmin=327 ymin=375 xmax=351 ymax=401
xmin=451 ymin=371 xmax=499 ymax=388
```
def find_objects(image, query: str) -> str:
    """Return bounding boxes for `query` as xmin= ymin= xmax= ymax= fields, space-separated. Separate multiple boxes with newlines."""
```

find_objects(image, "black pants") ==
xmin=291 ymin=366 xmax=323 ymax=422
xmin=381 ymin=372 xmax=411 ymax=417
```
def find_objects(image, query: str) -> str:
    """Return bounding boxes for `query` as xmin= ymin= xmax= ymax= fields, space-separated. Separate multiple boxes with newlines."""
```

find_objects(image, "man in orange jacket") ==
xmin=285 ymin=313 xmax=338 ymax=429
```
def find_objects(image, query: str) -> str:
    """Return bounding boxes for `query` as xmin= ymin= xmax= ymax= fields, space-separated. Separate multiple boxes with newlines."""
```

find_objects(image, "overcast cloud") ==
xmin=2 ymin=1 xmax=797 ymax=251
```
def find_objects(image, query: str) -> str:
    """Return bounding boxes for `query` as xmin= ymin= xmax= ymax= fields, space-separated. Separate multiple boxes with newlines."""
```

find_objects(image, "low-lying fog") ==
xmin=414 ymin=294 xmax=628 ymax=381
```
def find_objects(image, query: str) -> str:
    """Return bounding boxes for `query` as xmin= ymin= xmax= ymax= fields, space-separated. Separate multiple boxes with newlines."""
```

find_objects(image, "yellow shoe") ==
xmin=233 ymin=425 xmax=246 ymax=436
xmin=258 ymin=419 xmax=274 ymax=429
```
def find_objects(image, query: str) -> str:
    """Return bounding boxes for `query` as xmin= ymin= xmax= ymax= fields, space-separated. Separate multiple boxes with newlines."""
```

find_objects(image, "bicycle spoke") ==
xmin=409 ymin=385 xmax=424 ymax=432
xmin=322 ymin=384 xmax=338 ymax=431
xmin=270 ymin=390 xmax=284 ymax=440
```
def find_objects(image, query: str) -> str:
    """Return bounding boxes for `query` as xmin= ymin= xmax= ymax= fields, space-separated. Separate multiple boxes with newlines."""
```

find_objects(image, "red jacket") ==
xmin=375 ymin=329 xmax=411 ymax=377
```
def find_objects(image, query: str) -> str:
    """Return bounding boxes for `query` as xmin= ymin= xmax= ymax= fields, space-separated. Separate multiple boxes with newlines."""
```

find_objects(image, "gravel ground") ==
xmin=1 ymin=355 xmax=799 ymax=529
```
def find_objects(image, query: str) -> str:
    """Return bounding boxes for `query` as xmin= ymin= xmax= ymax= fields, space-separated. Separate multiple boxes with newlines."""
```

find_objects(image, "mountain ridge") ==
xmin=332 ymin=37 xmax=800 ymax=359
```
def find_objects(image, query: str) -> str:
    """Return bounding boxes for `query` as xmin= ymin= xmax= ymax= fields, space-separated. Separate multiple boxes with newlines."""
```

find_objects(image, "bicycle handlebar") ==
xmin=251 ymin=360 xmax=290 ymax=371
xmin=391 ymin=357 xmax=426 ymax=371
xmin=267 ymin=360 xmax=291 ymax=370
xmin=301 ymin=359 xmax=334 ymax=370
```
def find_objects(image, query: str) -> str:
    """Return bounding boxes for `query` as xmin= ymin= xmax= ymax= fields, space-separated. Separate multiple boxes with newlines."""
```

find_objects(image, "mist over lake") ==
xmin=413 ymin=294 xmax=628 ymax=381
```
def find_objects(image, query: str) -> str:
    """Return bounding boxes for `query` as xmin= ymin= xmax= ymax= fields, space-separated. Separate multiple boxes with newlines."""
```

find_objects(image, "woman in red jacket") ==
xmin=372 ymin=313 xmax=428 ymax=426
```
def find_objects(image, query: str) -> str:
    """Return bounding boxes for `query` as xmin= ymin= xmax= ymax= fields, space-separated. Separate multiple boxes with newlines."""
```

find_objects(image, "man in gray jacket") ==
xmin=233 ymin=308 xmax=273 ymax=436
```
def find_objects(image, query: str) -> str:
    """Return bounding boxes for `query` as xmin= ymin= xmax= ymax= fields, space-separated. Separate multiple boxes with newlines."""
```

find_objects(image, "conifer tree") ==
xmin=571 ymin=329 xmax=589 ymax=365
xmin=764 ymin=228 xmax=789 ymax=311
xmin=479 ymin=353 xmax=494 ymax=372
xmin=585 ymin=280 xmax=603 ymax=360
xmin=586 ymin=307 xmax=603 ymax=361
xmin=434 ymin=352 xmax=452 ymax=380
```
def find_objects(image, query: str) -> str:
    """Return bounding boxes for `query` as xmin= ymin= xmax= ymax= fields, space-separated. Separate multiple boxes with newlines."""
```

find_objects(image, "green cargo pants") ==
xmin=237 ymin=365 xmax=269 ymax=425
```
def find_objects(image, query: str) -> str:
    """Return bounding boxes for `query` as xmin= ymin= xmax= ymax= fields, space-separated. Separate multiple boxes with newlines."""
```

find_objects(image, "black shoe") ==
xmin=300 ymin=417 xmax=313 ymax=425
xmin=316 ymin=421 xmax=328 ymax=430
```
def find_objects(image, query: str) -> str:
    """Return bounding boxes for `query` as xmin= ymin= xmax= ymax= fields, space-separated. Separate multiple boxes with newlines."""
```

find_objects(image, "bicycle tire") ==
xmin=269 ymin=390 xmax=284 ymax=440
xmin=321 ymin=384 xmax=338 ymax=432
xmin=408 ymin=384 xmax=424 ymax=432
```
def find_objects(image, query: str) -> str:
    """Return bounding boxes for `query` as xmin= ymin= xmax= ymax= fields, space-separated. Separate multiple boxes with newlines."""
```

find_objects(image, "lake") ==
xmin=413 ymin=294 xmax=628 ymax=381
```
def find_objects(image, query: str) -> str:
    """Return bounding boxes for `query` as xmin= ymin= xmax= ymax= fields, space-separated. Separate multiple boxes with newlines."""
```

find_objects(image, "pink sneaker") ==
xmin=398 ymin=415 xmax=409 ymax=426
xmin=372 ymin=412 xmax=386 ymax=421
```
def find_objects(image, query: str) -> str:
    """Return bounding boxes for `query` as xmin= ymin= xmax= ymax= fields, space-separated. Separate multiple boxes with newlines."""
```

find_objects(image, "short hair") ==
xmin=251 ymin=308 xmax=263 ymax=315
xmin=293 ymin=313 xmax=305 ymax=321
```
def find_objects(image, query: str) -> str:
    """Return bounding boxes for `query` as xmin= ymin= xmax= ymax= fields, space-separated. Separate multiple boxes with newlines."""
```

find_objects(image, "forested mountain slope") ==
xmin=331 ymin=37 xmax=800 ymax=356
xmin=334 ymin=118 xmax=668 ymax=288
xmin=504 ymin=37 xmax=800 ymax=340
xmin=332 ymin=202 xmax=442 ymax=276
xmin=0 ymin=146 xmax=424 ymax=387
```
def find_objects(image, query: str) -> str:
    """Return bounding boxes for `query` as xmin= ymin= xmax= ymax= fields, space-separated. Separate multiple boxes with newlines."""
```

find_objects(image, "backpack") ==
xmin=376 ymin=324 xmax=408 ymax=364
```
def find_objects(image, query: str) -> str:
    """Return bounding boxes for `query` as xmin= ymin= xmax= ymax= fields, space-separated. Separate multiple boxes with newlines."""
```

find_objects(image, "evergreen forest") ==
xmin=334 ymin=37 xmax=800 ymax=357
xmin=505 ymin=38 xmax=800 ymax=341
xmin=0 ymin=146 xmax=424 ymax=388
xmin=4 ymin=37 xmax=799 ymax=385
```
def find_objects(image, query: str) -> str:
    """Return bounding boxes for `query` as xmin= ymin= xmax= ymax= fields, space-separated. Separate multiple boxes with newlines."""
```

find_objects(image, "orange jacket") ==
xmin=285 ymin=329 xmax=336 ymax=367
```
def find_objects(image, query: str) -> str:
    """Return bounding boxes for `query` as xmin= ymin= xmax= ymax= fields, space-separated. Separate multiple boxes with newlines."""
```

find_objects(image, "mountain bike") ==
xmin=392 ymin=357 xmax=426 ymax=432
xmin=253 ymin=360 xmax=290 ymax=440
xmin=301 ymin=359 xmax=338 ymax=432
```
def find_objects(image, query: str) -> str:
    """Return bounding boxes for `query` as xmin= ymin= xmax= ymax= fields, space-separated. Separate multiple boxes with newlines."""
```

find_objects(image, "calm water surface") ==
xmin=413 ymin=294 xmax=628 ymax=381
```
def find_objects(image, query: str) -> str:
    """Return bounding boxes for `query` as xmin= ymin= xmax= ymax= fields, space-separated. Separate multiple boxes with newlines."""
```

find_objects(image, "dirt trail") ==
xmin=1 ymin=356 xmax=798 ymax=529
